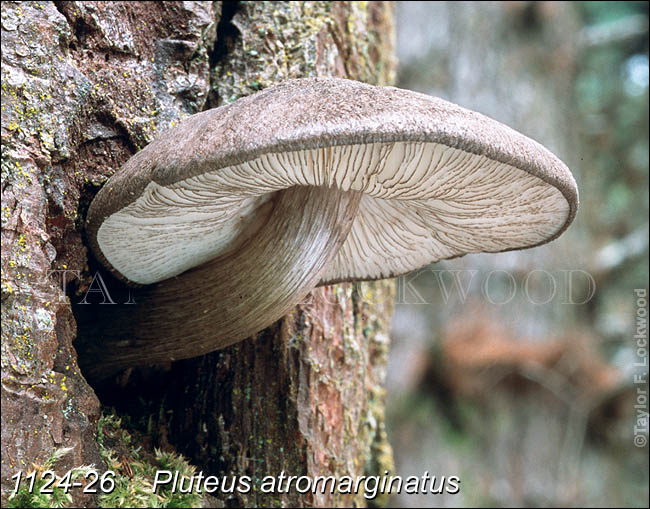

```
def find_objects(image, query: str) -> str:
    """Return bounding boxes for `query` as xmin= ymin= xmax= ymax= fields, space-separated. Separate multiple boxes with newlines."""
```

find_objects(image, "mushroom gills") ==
xmin=97 ymin=141 xmax=570 ymax=286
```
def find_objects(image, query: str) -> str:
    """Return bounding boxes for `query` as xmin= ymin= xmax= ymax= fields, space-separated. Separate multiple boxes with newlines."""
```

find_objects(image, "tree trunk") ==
xmin=1 ymin=1 xmax=396 ymax=506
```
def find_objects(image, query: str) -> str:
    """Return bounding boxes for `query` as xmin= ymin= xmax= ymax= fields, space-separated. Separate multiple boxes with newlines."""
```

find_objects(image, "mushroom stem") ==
xmin=77 ymin=185 xmax=361 ymax=380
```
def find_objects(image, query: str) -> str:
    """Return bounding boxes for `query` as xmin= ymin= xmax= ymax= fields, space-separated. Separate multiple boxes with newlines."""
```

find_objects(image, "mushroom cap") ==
xmin=86 ymin=78 xmax=578 ymax=285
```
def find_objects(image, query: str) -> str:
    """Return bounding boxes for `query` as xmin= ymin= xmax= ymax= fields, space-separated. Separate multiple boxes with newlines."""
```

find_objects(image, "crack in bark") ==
xmin=207 ymin=0 xmax=242 ymax=109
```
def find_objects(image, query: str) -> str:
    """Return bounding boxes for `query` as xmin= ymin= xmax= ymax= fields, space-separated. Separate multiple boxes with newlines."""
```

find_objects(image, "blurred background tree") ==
xmin=387 ymin=2 xmax=648 ymax=507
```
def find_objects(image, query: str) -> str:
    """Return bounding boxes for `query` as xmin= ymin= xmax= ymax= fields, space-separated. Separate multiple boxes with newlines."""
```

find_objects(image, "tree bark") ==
xmin=1 ymin=1 xmax=396 ymax=506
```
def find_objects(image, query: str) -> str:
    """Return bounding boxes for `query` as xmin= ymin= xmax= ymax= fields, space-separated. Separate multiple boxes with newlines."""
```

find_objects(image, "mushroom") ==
xmin=82 ymin=77 xmax=578 ymax=379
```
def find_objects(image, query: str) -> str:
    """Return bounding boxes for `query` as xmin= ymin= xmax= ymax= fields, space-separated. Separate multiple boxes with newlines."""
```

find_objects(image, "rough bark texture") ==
xmin=1 ymin=1 xmax=396 ymax=506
